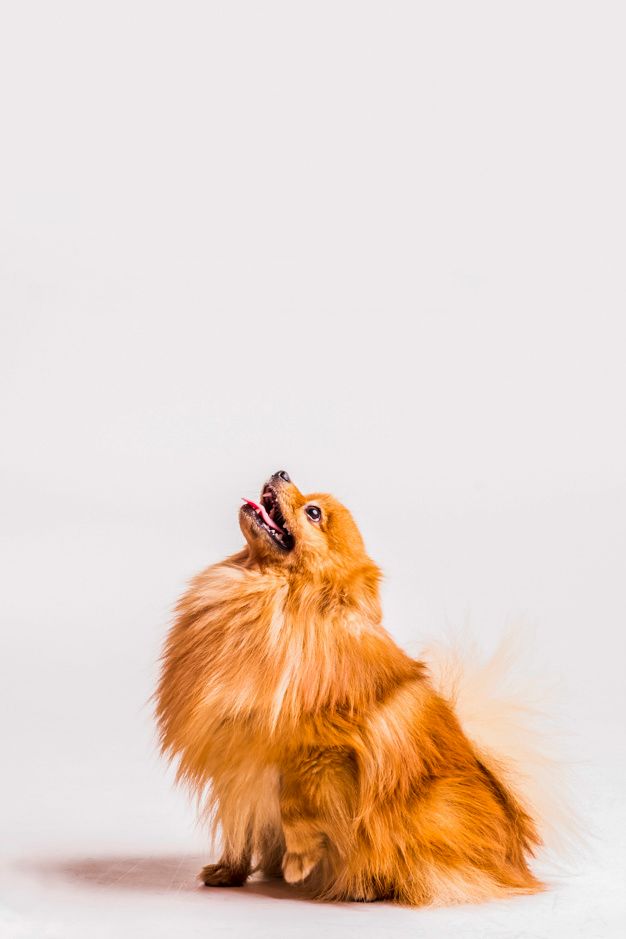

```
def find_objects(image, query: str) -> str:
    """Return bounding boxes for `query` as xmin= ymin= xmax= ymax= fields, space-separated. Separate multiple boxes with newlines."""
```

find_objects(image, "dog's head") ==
xmin=239 ymin=470 xmax=375 ymax=580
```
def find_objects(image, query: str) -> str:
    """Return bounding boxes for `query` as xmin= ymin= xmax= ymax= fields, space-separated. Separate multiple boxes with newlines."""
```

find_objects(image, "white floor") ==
xmin=1 ymin=755 xmax=624 ymax=939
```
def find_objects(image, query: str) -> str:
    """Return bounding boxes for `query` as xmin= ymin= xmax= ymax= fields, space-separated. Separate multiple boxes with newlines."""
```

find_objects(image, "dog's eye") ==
xmin=305 ymin=505 xmax=322 ymax=522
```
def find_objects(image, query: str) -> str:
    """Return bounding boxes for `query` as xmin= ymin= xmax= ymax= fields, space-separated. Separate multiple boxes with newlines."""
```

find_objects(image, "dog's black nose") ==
xmin=273 ymin=470 xmax=290 ymax=482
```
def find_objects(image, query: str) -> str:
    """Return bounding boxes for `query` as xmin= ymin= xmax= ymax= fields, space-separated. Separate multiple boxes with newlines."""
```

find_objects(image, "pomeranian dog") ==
xmin=156 ymin=470 xmax=551 ymax=905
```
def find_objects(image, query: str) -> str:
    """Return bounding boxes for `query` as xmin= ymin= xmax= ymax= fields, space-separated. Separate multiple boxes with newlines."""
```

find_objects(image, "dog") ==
xmin=156 ymin=470 xmax=550 ymax=904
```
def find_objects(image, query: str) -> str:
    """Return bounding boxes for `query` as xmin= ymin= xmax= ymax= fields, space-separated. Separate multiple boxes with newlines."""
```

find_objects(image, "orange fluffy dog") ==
xmin=156 ymin=471 xmax=545 ymax=905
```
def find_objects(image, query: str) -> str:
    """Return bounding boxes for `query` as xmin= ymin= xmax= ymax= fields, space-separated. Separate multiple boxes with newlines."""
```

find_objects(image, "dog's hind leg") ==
xmin=279 ymin=748 xmax=355 ymax=887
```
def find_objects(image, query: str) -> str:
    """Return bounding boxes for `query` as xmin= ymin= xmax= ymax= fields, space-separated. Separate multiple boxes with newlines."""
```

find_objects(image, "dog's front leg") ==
xmin=279 ymin=748 xmax=355 ymax=885
xmin=200 ymin=853 xmax=251 ymax=887
xmin=200 ymin=819 xmax=252 ymax=887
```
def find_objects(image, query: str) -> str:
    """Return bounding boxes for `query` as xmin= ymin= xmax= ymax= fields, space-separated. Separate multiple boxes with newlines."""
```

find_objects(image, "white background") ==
xmin=1 ymin=2 xmax=625 ymax=937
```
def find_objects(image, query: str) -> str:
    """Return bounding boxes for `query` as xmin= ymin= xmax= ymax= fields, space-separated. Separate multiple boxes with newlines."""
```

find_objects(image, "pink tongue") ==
xmin=241 ymin=497 xmax=285 ymax=534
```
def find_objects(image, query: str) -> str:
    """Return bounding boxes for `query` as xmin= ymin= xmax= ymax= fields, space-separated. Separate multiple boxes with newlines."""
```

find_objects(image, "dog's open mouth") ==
xmin=241 ymin=487 xmax=295 ymax=551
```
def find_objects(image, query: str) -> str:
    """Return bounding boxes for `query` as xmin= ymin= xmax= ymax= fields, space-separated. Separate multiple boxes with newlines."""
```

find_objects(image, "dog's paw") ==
xmin=281 ymin=851 xmax=317 ymax=884
xmin=199 ymin=863 xmax=247 ymax=887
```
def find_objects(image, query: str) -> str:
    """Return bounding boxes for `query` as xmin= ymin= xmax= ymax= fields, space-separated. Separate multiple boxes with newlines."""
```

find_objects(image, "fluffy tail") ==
xmin=422 ymin=628 xmax=577 ymax=860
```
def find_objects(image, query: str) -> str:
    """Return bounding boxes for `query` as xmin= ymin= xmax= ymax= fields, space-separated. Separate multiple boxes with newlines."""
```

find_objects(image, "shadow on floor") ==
xmin=22 ymin=853 xmax=311 ymax=901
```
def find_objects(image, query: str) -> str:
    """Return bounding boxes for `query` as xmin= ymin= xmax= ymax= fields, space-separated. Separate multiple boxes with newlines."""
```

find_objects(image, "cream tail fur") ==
xmin=422 ymin=628 xmax=578 ymax=862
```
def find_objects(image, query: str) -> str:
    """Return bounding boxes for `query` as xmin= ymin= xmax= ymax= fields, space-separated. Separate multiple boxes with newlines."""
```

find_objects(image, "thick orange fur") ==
xmin=156 ymin=474 xmax=544 ymax=905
